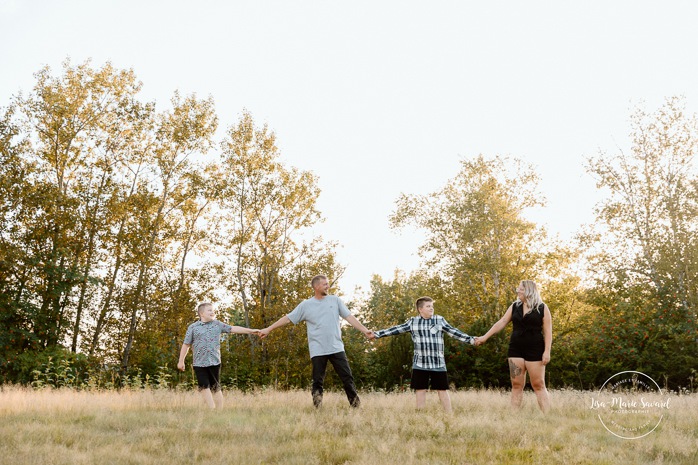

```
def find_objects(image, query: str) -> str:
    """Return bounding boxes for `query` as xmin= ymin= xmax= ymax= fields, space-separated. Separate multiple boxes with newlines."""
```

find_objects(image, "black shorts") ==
xmin=193 ymin=364 xmax=222 ymax=391
xmin=411 ymin=369 xmax=449 ymax=390
xmin=507 ymin=338 xmax=545 ymax=361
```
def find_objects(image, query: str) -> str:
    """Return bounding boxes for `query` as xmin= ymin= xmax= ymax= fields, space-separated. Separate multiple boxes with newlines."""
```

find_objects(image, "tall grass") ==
xmin=0 ymin=387 xmax=695 ymax=464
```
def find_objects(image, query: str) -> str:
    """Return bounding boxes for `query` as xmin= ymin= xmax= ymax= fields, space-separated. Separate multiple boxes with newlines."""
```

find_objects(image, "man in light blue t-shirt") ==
xmin=260 ymin=275 xmax=371 ymax=408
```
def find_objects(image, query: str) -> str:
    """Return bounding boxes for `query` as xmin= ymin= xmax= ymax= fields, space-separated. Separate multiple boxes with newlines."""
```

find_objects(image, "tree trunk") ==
xmin=121 ymin=182 xmax=168 ymax=372
xmin=89 ymin=166 xmax=141 ymax=357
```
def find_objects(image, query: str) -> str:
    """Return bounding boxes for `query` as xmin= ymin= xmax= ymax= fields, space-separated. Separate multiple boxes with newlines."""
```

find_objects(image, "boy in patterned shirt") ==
xmin=178 ymin=302 xmax=260 ymax=408
xmin=368 ymin=296 xmax=477 ymax=413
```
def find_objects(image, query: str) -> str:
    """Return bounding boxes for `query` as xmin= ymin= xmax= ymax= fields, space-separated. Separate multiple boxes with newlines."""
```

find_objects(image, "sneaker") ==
xmin=312 ymin=393 xmax=323 ymax=408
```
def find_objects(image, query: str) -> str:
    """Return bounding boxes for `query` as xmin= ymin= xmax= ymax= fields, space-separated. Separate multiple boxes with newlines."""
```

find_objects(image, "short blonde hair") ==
xmin=197 ymin=302 xmax=213 ymax=315
xmin=310 ymin=275 xmax=328 ymax=288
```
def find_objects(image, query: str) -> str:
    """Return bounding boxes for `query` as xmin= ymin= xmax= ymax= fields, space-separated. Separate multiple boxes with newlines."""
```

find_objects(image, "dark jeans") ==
xmin=311 ymin=351 xmax=360 ymax=407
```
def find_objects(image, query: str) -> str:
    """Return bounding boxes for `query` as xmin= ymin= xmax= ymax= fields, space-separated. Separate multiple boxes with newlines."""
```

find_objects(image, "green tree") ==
xmin=119 ymin=91 xmax=217 ymax=371
xmin=0 ymin=105 xmax=38 ymax=378
xmin=0 ymin=60 xmax=225 ymax=384
xmin=2 ymin=60 xmax=148 ymax=354
xmin=1 ymin=60 xmax=353 ymax=388
xmin=215 ymin=110 xmax=321 ymax=327
xmin=209 ymin=110 xmax=345 ymax=388
xmin=391 ymin=155 xmax=553 ymax=318
xmin=583 ymin=96 xmax=698 ymax=389
xmin=380 ymin=155 xmax=580 ymax=388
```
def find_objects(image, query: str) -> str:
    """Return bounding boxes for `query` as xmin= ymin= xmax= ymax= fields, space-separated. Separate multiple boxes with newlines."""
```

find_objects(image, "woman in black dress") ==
xmin=476 ymin=280 xmax=552 ymax=412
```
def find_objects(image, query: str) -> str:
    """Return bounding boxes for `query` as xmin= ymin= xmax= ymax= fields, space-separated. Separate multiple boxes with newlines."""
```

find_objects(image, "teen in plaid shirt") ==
xmin=369 ymin=296 xmax=477 ymax=413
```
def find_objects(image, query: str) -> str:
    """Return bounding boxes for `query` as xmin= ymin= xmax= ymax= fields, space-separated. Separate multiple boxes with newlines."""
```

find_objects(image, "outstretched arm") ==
xmin=230 ymin=326 xmax=261 ymax=335
xmin=373 ymin=321 xmax=412 ymax=340
xmin=477 ymin=305 xmax=513 ymax=345
xmin=259 ymin=315 xmax=291 ymax=339
xmin=442 ymin=320 xmax=476 ymax=345
xmin=344 ymin=315 xmax=372 ymax=338
xmin=177 ymin=343 xmax=191 ymax=371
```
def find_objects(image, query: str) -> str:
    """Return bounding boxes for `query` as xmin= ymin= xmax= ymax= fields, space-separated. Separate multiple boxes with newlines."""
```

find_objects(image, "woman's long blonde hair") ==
xmin=516 ymin=280 xmax=543 ymax=312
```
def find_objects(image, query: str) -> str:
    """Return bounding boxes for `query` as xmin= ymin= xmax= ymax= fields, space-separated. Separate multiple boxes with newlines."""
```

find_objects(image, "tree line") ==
xmin=1 ymin=61 xmax=696 ymax=392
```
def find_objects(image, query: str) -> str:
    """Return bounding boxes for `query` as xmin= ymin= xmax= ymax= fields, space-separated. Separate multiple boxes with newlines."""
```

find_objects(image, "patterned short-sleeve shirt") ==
xmin=183 ymin=320 xmax=233 ymax=367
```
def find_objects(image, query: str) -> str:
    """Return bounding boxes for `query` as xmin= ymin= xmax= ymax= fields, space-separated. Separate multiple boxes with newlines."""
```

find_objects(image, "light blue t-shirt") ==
xmin=287 ymin=295 xmax=351 ymax=358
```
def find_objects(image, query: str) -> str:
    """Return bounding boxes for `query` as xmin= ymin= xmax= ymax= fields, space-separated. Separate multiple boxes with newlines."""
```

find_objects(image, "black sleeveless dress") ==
xmin=507 ymin=301 xmax=545 ymax=361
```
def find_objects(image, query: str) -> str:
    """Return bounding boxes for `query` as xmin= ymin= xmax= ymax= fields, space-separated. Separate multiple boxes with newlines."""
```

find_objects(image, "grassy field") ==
xmin=0 ymin=387 xmax=695 ymax=465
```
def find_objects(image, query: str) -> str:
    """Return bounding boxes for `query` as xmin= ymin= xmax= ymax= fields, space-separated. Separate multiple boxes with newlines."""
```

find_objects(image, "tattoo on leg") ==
xmin=509 ymin=360 xmax=523 ymax=378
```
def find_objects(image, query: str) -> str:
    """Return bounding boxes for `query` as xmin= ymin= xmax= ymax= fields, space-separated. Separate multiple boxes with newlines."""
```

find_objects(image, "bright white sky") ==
xmin=2 ymin=1 xmax=698 ymax=299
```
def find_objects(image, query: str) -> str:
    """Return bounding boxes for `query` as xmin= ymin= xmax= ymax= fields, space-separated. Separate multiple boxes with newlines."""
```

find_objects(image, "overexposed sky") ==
xmin=2 ymin=1 xmax=698 ymax=298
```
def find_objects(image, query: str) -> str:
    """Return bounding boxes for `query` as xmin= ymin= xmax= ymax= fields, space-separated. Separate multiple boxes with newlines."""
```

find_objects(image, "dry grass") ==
xmin=0 ymin=387 xmax=696 ymax=465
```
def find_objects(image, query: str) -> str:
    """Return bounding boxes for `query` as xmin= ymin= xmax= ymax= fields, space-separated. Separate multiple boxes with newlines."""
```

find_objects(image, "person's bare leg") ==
xmin=525 ymin=361 xmax=550 ymax=413
xmin=213 ymin=389 xmax=224 ymax=409
xmin=508 ymin=358 xmax=526 ymax=409
xmin=200 ymin=388 xmax=215 ymax=409
xmin=415 ymin=389 xmax=427 ymax=409
xmin=437 ymin=390 xmax=452 ymax=414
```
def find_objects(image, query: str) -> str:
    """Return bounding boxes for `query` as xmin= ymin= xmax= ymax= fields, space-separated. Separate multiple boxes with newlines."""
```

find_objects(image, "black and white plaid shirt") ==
xmin=374 ymin=315 xmax=474 ymax=370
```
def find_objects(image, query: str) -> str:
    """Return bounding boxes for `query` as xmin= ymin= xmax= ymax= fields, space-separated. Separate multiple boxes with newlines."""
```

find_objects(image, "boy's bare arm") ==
xmin=230 ymin=326 xmax=261 ymax=335
xmin=177 ymin=343 xmax=191 ymax=371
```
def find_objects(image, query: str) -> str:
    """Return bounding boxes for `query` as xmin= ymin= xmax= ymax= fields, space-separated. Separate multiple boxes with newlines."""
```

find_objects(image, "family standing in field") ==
xmin=178 ymin=275 xmax=552 ymax=413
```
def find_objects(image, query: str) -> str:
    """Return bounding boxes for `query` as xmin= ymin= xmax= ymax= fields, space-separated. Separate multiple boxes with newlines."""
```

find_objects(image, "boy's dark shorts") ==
xmin=411 ymin=368 xmax=449 ymax=390
xmin=193 ymin=364 xmax=221 ymax=392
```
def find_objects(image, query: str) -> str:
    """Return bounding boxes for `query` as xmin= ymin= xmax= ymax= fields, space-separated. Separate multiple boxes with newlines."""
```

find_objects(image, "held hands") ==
xmin=474 ymin=336 xmax=486 ymax=347
xmin=364 ymin=330 xmax=376 ymax=341
xmin=259 ymin=327 xmax=272 ymax=339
